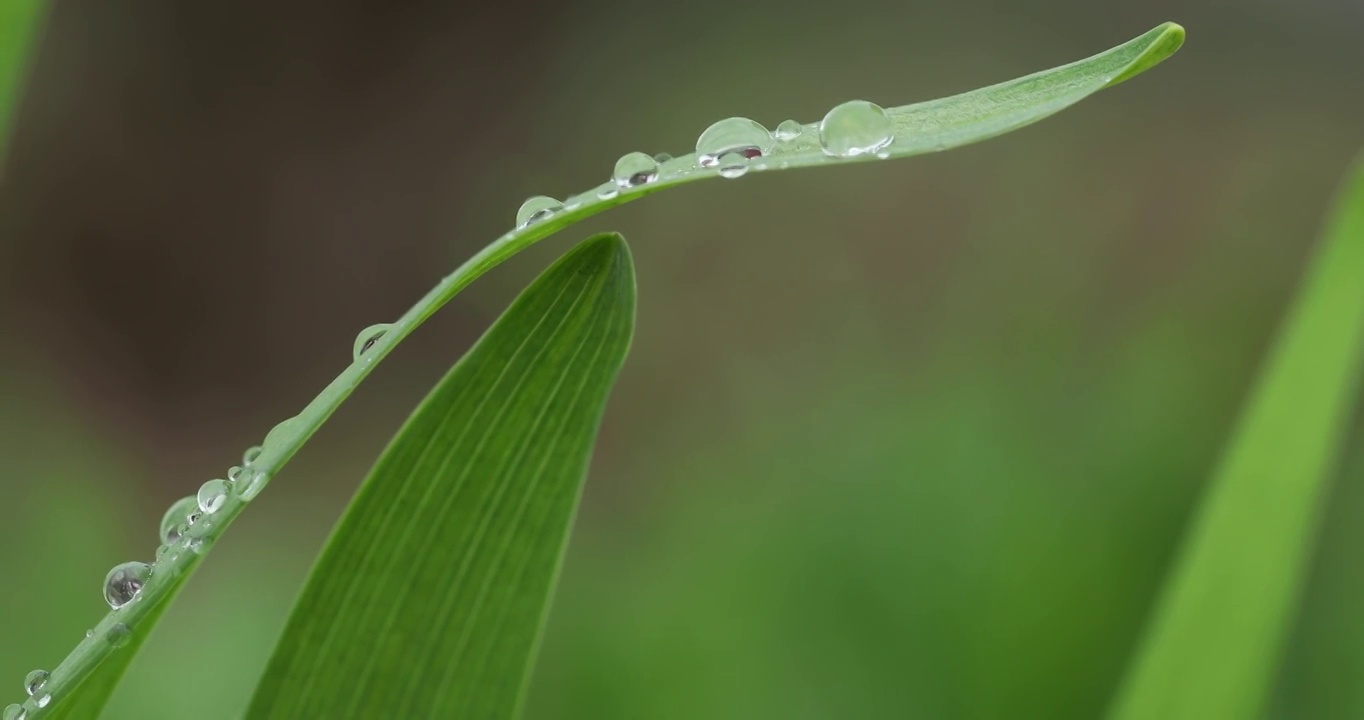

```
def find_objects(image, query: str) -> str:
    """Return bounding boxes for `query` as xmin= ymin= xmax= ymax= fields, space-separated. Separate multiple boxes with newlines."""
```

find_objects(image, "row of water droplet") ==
xmin=3 ymin=100 xmax=892 ymax=717
xmin=5 ymin=321 xmax=402 ymax=716
xmin=514 ymin=98 xmax=895 ymax=230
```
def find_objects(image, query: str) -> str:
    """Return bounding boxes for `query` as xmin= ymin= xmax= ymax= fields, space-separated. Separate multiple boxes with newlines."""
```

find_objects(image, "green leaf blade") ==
xmin=1108 ymin=155 xmax=1364 ymax=720
xmin=21 ymin=23 xmax=1183 ymax=718
xmin=244 ymin=233 xmax=636 ymax=719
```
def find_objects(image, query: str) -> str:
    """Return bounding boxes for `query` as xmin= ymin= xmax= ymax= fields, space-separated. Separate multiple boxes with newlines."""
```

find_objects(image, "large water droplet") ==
xmin=198 ymin=479 xmax=228 ymax=514
xmin=515 ymin=195 xmax=563 ymax=229
xmin=716 ymin=152 xmax=750 ymax=179
xmin=612 ymin=152 xmax=659 ymax=188
xmin=2 ymin=704 xmax=22 ymax=720
xmin=819 ymin=100 xmax=893 ymax=157
xmin=696 ymin=117 xmax=773 ymax=167
xmin=352 ymin=323 xmax=392 ymax=361
xmin=242 ymin=446 xmax=263 ymax=467
xmin=103 ymin=561 xmax=151 ymax=609
xmin=108 ymin=623 xmax=131 ymax=648
xmin=23 ymin=670 xmax=47 ymax=697
xmin=775 ymin=119 xmax=803 ymax=141
xmin=159 ymin=496 xmax=197 ymax=545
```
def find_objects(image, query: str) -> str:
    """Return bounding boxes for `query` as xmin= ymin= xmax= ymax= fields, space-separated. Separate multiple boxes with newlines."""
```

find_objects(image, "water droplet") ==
xmin=2 ymin=704 xmax=23 ymax=720
xmin=84 ymin=628 xmax=94 ymax=639
xmin=242 ymin=446 xmax=263 ymax=467
xmin=263 ymin=417 xmax=298 ymax=451
xmin=596 ymin=184 xmax=619 ymax=200
xmin=819 ymin=100 xmax=893 ymax=157
xmin=188 ymin=536 xmax=214 ymax=554
xmin=108 ymin=623 xmax=131 ymax=648
xmin=612 ymin=152 xmax=659 ymax=188
xmin=352 ymin=323 xmax=392 ymax=361
xmin=227 ymin=465 xmax=243 ymax=485
xmin=653 ymin=152 xmax=673 ymax=163
xmin=236 ymin=467 xmax=270 ymax=502
xmin=716 ymin=152 xmax=750 ymax=179
xmin=198 ymin=479 xmax=228 ymax=514
xmin=159 ymin=496 xmax=197 ymax=544
xmin=23 ymin=670 xmax=47 ymax=696
xmin=696 ymin=117 xmax=773 ymax=167
xmin=775 ymin=119 xmax=803 ymax=141
xmin=33 ymin=696 xmax=48 ymax=709
xmin=515 ymin=195 xmax=563 ymax=229
xmin=103 ymin=561 xmax=151 ymax=609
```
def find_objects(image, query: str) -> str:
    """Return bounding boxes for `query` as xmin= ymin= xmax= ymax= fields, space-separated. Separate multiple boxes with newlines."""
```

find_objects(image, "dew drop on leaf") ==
xmin=1 ymin=704 xmax=21 ymax=720
xmin=108 ymin=623 xmax=131 ymax=649
xmin=242 ymin=445 xmax=263 ymax=467
xmin=515 ymin=195 xmax=564 ymax=229
xmin=352 ymin=323 xmax=393 ymax=361
xmin=612 ymin=152 xmax=659 ymax=188
xmin=198 ymin=479 xmax=229 ymax=514
xmin=236 ymin=467 xmax=270 ymax=502
xmin=819 ymin=100 xmax=893 ymax=157
xmin=775 ymin=119 xmax=803 ymax=141
xmin=695 ymin=117 xmax=773 ymax=167
xmin=103 ymin=561 xmax=151 ymax=609
xmin=32 ymin=695 xmax=48 ymax=709
xmin=652 ymin=152 xmax=673 ymax=163
xmin=22 ymin=670 xmax=47 ymax=697
xmin=716 ymin=152 xmax=750 ymax=179
xmin=159 ymin=496 xmax=198 ymax=545
xmin=262 ymin=417 xmax=298 ymax=452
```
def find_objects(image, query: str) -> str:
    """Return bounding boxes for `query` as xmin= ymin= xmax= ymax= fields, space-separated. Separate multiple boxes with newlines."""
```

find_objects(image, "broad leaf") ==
xmin=1108 ymin=155 xmax=1364 ymax=719
xmin=244 ymin=234 xmax=636 ymax=718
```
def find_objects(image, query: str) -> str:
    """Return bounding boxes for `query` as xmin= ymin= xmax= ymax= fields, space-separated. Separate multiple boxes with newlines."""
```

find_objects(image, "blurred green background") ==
xmin=1 ymin=0 xmax=1362 ymax=718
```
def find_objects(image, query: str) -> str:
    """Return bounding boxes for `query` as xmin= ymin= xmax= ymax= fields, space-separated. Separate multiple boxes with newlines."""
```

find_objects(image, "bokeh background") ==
xmin=1 ymin=0 xmax=1362 ymax=717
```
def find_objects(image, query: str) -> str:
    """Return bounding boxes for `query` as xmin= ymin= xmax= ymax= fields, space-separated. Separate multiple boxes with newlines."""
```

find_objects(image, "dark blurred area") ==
xmin=1 ymin=0 xmax=1362 ymax=717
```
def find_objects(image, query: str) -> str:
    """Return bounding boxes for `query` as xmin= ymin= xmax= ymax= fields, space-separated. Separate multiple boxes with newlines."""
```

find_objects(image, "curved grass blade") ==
xmin=244 ymin=234 xmax=635 ymax=719
xmin=17 ymin=22 xmax=1183 ymax=718
xmin=1108 ymin=154 xmax=1364 ymax=720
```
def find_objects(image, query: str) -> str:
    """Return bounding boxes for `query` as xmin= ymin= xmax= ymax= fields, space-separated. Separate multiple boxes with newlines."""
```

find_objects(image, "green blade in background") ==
xmin=0 ymin=0 xmax=43 ymax=151
xmin=244 ymin=233 xmax=636 ymax=719
xmin=1108 ymin=156 xmax=1364 ymax=720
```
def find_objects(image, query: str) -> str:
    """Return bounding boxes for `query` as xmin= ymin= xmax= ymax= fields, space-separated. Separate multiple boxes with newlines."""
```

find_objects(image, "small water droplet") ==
xmin=103 ymin=561 xmax=151 ymax=609
xmin=2 ymin=704 xmax=23 ymax=720
xmin=84 ymin=628 xmax=94 ymax=639
xmin=33 ymin=696 xmax=49 ymax=709
xmin=108 ymin=623 xmax=131 ymax=648
xmin=612 ymin=152 xmax=659 ymax=188
xmin=716 ymin=152 xmax=750 ymax=179
xmin=696 ymin=117 xmax=773 ymax=167
xmin=227 ymin=465 xmax=243 ymax=484
xmin=775 ymin=119 xmax=803 ymax=141
xmin=263 ymin=417 xmax=298 ymax=452
xmin=653 ymin=152 xmax=673 ymax=163
xmin=515 ymin=195 xmax=564 ymax=229
xmin=595 ymin=184 xmax=619 ymax=200
xmin=198 ymin=479 xmax=228 ymax=514
xmin=819 ymin=100 xmax=893 ymax=158
xmin=242 ymin=446 xmax=263 ymax=467
xmin=236 ymin=467 xmax=270 ymax=502
xmin=352 ymin=323 xmax=392 ymax=361
xmin=159 ymin=496 xmax=197 ymax=545
xmin=23 ymin=670 xmax=47 ymax=696
xmin=188 ymin=536 xmax=214 ymax=554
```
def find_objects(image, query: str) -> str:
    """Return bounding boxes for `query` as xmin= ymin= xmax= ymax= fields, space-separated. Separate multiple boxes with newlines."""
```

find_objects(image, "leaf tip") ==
xmin=1108 ymin=21 xmax=1186 ymax=87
